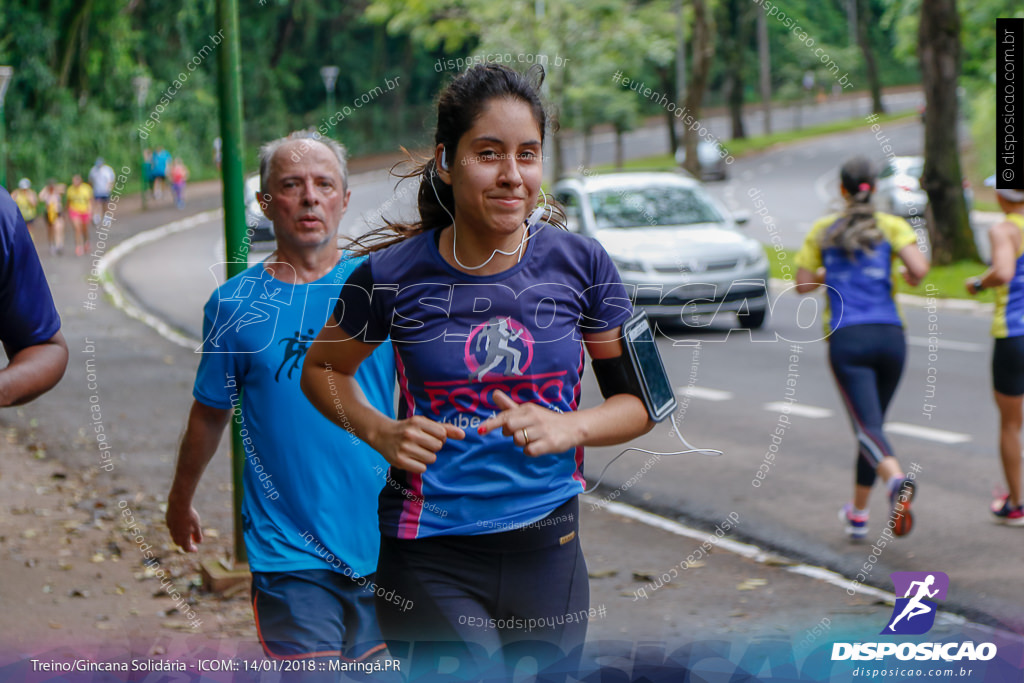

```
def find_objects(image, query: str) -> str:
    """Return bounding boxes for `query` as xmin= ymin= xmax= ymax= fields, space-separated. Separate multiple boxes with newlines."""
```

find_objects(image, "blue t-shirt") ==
xmin=153 ymin=149 xmax=171 ymax=176
xmin=193 ymin=255 xmax=395 ymax=576
xmin=794 ymin=213 xmax=918 ymax=333
xmin=334 ymin=225 xmax=632 ymax=539
xmin=0 ymin=188 xmax=61 ymax=355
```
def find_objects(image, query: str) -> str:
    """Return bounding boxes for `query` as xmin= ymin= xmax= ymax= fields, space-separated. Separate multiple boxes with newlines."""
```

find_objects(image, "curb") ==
xmin=591 ymin=499 xmax=1021 ymax=638
xmin=98 ymin=209 xmax=222 ymax=350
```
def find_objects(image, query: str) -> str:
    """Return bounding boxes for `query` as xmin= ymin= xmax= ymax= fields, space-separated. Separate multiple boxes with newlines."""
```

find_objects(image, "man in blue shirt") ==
xmin=0 ymin=188 xmax=68 ymax=407
xmin=151 ymin=146 xmax=171 ymax=200
xmin=165 ymin=132 xmax=396 ymax=663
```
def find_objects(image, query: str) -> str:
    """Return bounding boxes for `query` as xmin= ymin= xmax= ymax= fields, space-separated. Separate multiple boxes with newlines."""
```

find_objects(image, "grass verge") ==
xmin=592 ymin=111 xmax=919 ymax=174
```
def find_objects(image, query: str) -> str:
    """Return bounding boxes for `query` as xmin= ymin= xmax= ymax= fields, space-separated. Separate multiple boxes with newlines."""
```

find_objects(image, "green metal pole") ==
xmin=216 ymin=0 xmax=248 ymax=565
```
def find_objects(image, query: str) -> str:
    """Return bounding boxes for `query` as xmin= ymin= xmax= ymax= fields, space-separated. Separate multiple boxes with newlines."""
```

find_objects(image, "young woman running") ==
xmin=795 ymin=156 xmax=929 ymax=540
xmin=301 ymin=64 xmax=653 ymax=675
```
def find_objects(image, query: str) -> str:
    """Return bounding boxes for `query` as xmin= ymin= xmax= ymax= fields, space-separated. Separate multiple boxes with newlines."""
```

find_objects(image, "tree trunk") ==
xmin=551 ymin=63 xmax=565 ymax=179
xmin=856 ymin=0 xmax=885 ymax=115
xmin=269 ymin=12 xmax=295 ymax=70
xmin=757 ymin=4 xmax=772 ymax=135
xmin=724 ymin=0 xmax=747 ymax=139
xmin=57 ymin=0 xmax=92 ymax=89
xmin=727 ymin=73 xmax=746 ymax=140
xmin=657 ymin=66 xmax=679 ymax=155
xmin=682 ymin=0 xmax=712 ymax=177
xmin=918 ymin=0 xmax=976 ymax=264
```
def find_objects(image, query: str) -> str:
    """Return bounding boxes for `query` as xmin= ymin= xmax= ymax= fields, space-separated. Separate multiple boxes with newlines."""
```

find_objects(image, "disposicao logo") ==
xmin=883 ymin=571 xmax=948 ymax=635
xmin=831 ymin=571 xmax=997 ymax=663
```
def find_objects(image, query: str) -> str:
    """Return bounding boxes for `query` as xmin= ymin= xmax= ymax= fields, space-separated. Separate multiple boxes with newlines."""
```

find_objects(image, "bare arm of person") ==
xmin=301 ymin=318 xmax=464 ymax=474
xmin=165 ymin=401 xmax=232 ymax=552
xmin=898 ymin=243 xmax=930 ymax=287
xmin=966 ymin=220 xmax=1021 ymax=294
xmin=795 ymin=267 xmax=825 ymax=294
xmin=0 ymin=331 xmax=68 ymax=407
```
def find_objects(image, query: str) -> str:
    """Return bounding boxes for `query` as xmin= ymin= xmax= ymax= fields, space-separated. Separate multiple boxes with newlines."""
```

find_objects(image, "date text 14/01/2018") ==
xmin=241 ymin=658 xmax=402 ymax=673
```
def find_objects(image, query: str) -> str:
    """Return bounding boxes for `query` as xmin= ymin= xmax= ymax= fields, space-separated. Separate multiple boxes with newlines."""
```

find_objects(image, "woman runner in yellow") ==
xmin=66 ymin=174 xmax=94 ymax=257
xmin=967 ymin=177 xmax=1024 ymax=525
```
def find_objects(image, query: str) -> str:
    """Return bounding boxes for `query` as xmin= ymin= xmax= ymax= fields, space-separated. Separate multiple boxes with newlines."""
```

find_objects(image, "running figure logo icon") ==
xmin=882 ymin=571 xmax=949 ymax=635
xmin=275 ymin=328 xmax=317 ymax=382
xmin=465 ymin=316 xmax=534 ymax=381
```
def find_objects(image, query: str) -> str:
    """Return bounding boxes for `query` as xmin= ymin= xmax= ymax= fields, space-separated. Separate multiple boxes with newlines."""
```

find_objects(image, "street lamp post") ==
xmin=132 ymin=75 xmax=151 ymax=210
xmin=320 ymin=66 xmax=339 ymax=138
xmin=0 ymin=66 xmax=13 ymax=189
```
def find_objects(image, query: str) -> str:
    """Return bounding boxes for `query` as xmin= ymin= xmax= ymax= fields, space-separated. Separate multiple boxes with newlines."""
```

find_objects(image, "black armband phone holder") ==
xmin=591 ymin=310 xmax=677 ymax=422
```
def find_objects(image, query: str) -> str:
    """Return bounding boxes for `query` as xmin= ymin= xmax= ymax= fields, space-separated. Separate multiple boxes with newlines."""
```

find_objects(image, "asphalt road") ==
xmin=111 ymin=90 xmax=1024 ymax=634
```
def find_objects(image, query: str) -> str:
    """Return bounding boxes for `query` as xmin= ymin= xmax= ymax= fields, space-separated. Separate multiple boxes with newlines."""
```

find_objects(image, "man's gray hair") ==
xmin=258 ymin=130 xmax=349 ymax=194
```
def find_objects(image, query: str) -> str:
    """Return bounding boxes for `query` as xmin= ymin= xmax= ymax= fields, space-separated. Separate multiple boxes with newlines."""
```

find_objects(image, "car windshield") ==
xmin=588 ymin=185 xmax=723 ymax=229
xmin=903 ymin=161 xmax=924 ymax=178
xmin=886 ymin=160 xmax=923 ymax=178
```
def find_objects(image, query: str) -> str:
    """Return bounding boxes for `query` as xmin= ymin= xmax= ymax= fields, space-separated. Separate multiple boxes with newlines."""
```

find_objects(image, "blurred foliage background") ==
xmin=0 ymin=0 xmax=1020 ymax=186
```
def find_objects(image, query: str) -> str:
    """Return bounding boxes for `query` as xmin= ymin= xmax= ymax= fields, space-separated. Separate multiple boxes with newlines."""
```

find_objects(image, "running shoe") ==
xmin=991 ymin=495 xmax=1024 ymax=526
xmin=839 ymin=503 xmax=869 ymax=540
xmin=889 ymin=477 xmax=916 ymax=537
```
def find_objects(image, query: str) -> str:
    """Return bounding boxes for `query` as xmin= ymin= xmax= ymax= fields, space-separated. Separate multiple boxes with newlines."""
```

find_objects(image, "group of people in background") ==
xmin=796 ymin=158 xmax=1024 ymax=537
xmin=10 ymin=150 xmax=190 ymax=256
xmin=142 ymin=146 xmax=189 ymax=208
xmin=11 ymin=158 xmax=113 ymax=256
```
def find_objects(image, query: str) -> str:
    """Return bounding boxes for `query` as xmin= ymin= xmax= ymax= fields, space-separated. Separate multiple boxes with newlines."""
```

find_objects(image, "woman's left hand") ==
xmin=476 ymin=390 xmax=578 ymax=456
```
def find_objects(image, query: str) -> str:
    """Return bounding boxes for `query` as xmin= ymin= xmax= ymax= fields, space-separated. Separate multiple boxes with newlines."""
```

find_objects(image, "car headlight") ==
xmin=743 ymin=248 xmax=767 ymax=268
xmin=611 ymin=257 xmax=645 ymax=273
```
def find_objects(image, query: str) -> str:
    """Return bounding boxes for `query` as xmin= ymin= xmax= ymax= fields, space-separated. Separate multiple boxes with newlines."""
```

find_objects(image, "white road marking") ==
xmin=593 ymin=499 xmax=968 ymax=629
xmin=98 ymin=210 xmax=222 ymax=349
xmin=678 ymin=386 xmax=734 ymax=401
xmin=762 ymin=402 xmax=834 ymax=418
xmin=907 ymin=336 xmax=986 ymax=353
xmin=813 ymin=165 xmax=839 ymax=203
xmin=884 ymin=422 xmax=971 ymax=444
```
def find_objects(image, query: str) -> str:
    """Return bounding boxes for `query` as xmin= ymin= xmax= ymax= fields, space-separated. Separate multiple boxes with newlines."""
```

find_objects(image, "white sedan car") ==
xmin=553 ymin=172 xmax=769 ymax=329
xmin=875 ymin=156 xmax=973 ymax=219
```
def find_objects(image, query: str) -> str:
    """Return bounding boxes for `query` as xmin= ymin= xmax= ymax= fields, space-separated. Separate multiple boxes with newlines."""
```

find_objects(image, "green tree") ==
xmin=918 ymin=0 xmax=976 ymax=264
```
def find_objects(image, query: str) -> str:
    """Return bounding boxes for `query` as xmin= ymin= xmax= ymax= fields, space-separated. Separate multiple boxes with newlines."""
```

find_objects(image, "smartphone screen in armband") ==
xmin=622 ymin=310 xmax=677 ymax=422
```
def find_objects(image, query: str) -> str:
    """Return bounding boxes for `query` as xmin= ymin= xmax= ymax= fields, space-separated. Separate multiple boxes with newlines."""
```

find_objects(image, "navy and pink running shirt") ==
xmin=334 ymin=224 xmax=632 ymax=539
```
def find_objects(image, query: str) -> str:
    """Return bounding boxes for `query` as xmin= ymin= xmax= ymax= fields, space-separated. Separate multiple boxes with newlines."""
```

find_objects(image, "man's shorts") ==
xmin=252 ymin=568 xmax=386 ymax=661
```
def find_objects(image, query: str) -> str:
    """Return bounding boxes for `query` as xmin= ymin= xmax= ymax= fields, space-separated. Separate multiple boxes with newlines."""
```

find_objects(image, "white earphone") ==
xmin=433 ymin=145 xmax=550 ymax=271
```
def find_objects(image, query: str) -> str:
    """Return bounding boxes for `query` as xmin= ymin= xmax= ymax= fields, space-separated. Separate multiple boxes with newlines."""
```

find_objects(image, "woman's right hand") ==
xmin=375 ymin=416 xmax=465 ymax=473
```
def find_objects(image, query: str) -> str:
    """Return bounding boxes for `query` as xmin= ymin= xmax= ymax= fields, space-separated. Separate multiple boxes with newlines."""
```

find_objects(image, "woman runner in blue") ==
xmin=302 ymin=65 xmax=653 ymax=678
xmin=795 ymin=157 xmax=929 ymax=540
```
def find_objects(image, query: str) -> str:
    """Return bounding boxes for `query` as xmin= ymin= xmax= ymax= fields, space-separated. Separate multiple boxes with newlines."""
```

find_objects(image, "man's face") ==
xmin=264 ymin=140 xmax=350 ymax=251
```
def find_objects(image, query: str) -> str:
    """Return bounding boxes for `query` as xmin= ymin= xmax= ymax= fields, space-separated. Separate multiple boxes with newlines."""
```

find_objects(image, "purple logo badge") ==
xmin=882 ymin=571 xmax=949 ymax=635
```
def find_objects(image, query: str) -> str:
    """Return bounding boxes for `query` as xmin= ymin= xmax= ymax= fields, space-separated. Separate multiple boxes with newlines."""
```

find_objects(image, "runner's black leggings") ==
xmin=374 ymin=497 xmax=588 ymax=681
xmin=828 ymin=324 xmax=906 ymax=488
